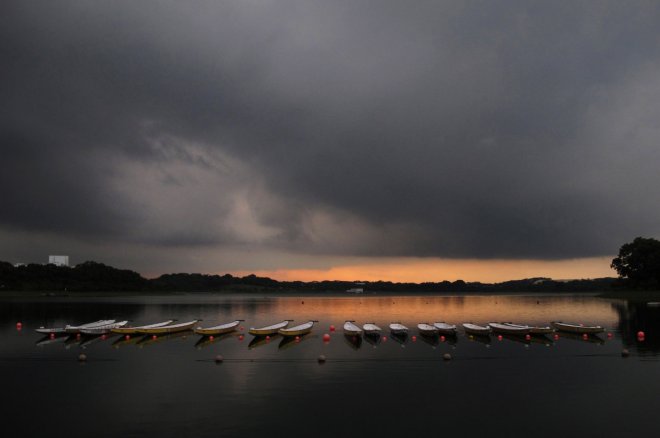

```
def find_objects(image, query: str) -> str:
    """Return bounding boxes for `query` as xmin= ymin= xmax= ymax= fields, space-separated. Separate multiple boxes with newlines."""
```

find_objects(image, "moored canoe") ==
xmin=112 ymin=320 xmax=175 ymax=334
xmin=64 ymin=320 xmax=116 ymax=334
xmin=462 ymin=323 xmax=491 ymax=336
xmin=363 ymin=323 xmax=381 ymax=336
xmin=489 ymin=322 xmax=530 ymax=335
xmin=433 ymin=322 xmax=457 ymax=335
xmin=249 ymin=320 xmax=291 ymax=336
xmin=136 ymin=320 xmax=199 ymax=335
xmin=278 ymin=321 xmax=315 ymax=337
xmin=389 ymin=323 xmax=409 ymax=335
xmin=551 ymin=321 xmax=605 ymax=334
xmin=503 ymin=322 xmax=554 ymax=334
xmin=343 ymin=321 xmax=363 ymax=336
xmin=195 ymin=320 xmax=243 ymax=336
xmin=80 ymin=321 xmax=129 ymax=335
xmin=417 ymin=323 xmax=438 ymax=336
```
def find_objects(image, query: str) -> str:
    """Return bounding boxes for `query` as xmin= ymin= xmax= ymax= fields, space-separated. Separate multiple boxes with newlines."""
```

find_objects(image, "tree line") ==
xmin=1 ymin=236 xmax=658 ymax=292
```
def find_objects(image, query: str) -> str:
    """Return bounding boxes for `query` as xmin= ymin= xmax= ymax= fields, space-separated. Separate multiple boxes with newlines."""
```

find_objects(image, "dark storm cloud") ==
xmin=2 ymin=0 xmax=660 ymax=262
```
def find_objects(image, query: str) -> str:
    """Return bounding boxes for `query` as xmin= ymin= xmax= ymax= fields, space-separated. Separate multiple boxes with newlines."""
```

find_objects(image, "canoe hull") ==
xmin=489 ymin=323 xmax=530 ymax=336
xmin=279 ymin=321 xmax=315 ymax=337
xmin=433 ymin=323 xmax=457 ymax=335
xmin=551 ymin=322 xmax=605 ymax=334
xmin=249 ymin=321 xmax=290 ymax=336
xmin=195 ymin=321 xmax=241 ymax=336
xmin=136 ymin=321 xmax=198 ymax=335
xmin=463 ymin=324 xmax=491 ymax=336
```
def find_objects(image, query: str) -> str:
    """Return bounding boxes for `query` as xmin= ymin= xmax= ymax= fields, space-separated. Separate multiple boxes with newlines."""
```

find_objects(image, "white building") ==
xmin=48 ymin=255 xmax=69 ymax=267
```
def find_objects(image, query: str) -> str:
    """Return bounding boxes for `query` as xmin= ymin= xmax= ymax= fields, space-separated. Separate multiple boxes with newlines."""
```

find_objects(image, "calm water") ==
xmin=1 ymin=293 xmax=658 ymax=437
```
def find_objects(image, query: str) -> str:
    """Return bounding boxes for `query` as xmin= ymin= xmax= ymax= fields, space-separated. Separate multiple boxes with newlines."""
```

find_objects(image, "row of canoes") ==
xmin=36 ymin=319 xmax=605 ymax=338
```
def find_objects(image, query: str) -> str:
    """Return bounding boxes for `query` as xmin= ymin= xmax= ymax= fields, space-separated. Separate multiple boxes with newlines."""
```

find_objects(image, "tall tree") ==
xmin=611 ymin=237 xmax=660 ymax=289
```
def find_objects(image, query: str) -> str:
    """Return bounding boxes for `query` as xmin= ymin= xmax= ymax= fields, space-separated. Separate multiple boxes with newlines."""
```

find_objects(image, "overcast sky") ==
xmin=2 ymin=1 xmax=660 ymax=279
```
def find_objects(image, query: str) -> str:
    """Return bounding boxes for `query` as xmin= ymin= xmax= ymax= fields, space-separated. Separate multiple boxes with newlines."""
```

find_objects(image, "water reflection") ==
xmin=613 ymin=300 xmax=660 ymax=355
xmin=343 ymin=334 xmax=362 ymax=350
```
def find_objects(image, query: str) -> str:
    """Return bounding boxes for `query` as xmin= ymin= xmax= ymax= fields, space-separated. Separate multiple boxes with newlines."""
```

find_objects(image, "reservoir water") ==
xmin=1 ymin=293 xmax=658 ymax=437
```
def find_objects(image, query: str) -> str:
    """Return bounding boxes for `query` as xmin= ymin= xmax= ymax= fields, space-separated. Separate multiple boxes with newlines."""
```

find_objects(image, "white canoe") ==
xmin=80 ymin=321 xmax=129 ymax=335
xmin=551 ymin=321 xmax=605 ymax=334
xmin=37 ymin=319 xmax=109 ymax=335
xmin=136 ymin=320 xmax=199 ymax=335
xmin=389 ymin=323 xmax=409 ymax=334
xmin=249 ymin=320 xmax=290 ymax=336
xmin=64 ymin=319 xmax=116 ymax=334
xmin=363 ymin=323 xmax=381 ymax=335
xmin=279 ymin=321 xmax=315 ymax=337
xmin=489 ymin=322 xmax=530 ymax=335
xmin=417 ymin=323 xmax=438 ymax=336
xmin=112 ymin=320 xmax=175 ymax=334
xmin=462 ymin=323 xmax=491 ymax=336
xmin=344 ymin=321 xmax=363 ymax=336
xmin=433 ymin=322 xmax=457 ymax=335
xmin=504 ymin=322 xmax=554 ymax=334
xmin=195 ymin=320 xmax=243 ymax=336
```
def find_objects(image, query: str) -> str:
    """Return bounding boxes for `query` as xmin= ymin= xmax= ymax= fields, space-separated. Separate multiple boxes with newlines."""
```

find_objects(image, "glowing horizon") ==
xmin=229 ymin=256 xmax=615 ymax=283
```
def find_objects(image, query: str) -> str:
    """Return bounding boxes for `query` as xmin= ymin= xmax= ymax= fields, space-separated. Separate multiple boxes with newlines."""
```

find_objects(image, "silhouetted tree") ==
xmin=611 ymin=237 xmax=660 ymax=289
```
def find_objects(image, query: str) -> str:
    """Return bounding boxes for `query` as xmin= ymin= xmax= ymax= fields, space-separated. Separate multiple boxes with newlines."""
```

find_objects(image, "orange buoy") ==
xmin=323 ymin=333 xmax=331 ymax=342
xmin=329 ymin=325 xmax=336 ymax=332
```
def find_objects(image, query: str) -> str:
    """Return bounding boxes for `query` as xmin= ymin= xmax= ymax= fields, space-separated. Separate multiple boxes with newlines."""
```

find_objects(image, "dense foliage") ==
xmin=611 ymin=237 xmax=660 ymax=289
xmin=0 ymin=260 xmax=616 ymax=293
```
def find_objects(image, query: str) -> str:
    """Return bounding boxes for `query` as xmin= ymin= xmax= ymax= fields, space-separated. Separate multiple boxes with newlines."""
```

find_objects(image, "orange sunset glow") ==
xmin=231 ymin=256 xmax=615 ymax=283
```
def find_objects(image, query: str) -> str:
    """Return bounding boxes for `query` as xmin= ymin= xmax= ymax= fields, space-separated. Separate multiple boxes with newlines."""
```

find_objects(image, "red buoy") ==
xmin=382 ymin=336 xmax=387 ymax=341
xmin=607 ymin=332 xmax=613 ymax=338
xmin=497 ymin=335 xmax=503 ymax=341
xmin=209 ymin=335 xmax=214 ymax=341
xmin=637 ymin=331 xmax=645 ymax=338
xmin=152 ymin=335 xmax=157 ymax=340
xmin=239 ymin=326 xmax=244 ymax=331
xmin=412 ymin=335 xmax=417 ymax=342
xmin=322 ymin=333 xmax=331 ymax=342
xmin=16 ymin=322 xmax=22 ymax=330
xmin=553 ymin=334 xmax=559 ymax=340
xmin=238 ymin=335 xmax=244 ymax=341
xmin=76 ymin=333 xmax=81 ymax=339
xmin=50 ymin=333 xmax=55 ymax=339
xmin=525 ymin=334 xmax=531 ymax=341
xmin=440 ymin=335 xmax=446 ymax=342
xmin=101 ymin=334 xmax=107 ymax=340
xmin=329 ymin=325 xmax=336 ymax=332
xmin=582 ymin=333 xmax=588 ymax=340
xmin=125 ymin=334 xmax=130 ymax=340
xmin=266 ymin=335 xmax=270 ymax=341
